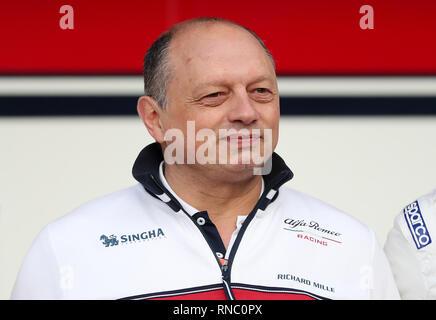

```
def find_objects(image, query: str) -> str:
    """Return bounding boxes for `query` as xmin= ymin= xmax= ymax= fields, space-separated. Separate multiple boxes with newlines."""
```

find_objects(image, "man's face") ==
xmin=160 ymin=23 xmax=279 ymax=176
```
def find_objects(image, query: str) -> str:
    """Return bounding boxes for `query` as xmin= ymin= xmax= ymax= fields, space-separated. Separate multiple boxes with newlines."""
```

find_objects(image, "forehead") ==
xmin=168 ymin=23 xmax=275 ymax=87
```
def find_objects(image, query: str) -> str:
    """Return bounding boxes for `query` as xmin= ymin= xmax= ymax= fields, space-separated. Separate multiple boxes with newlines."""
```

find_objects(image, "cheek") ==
xmin=166 ymin=110 xmax=224 ymax=149
xmin=189 ymin=109 xmax=226 ymax=132
xmin=260 ymin=104 xmax=280 ymax=130
xmin=259 ymin=105 xmax=280 ymax=149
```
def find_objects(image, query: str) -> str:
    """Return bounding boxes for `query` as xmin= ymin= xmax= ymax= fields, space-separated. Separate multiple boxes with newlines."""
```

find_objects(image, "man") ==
xmin=11 ymin=17 xmax=399 ymax=300
xmin=384 ymin=188 xmax=436 ymax=299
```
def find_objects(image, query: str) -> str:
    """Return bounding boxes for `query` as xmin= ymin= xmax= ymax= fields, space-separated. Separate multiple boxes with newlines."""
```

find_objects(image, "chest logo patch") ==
xmin=99 ymin=228 xmax=165 ymax=247
xmin=283 ymin=218 xmax=342 ymax=246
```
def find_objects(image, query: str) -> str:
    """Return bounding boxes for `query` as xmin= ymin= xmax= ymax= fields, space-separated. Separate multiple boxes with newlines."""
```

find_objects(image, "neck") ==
xmin=163 ymin=163 xmax=263 ymax=220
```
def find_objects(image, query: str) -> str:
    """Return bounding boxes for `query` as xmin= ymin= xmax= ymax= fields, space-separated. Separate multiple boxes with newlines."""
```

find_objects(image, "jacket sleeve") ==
xmin=10 ymin=225 xmax=63 ymax=299
xmin=384 ymin=189 xmax=436 ymax=300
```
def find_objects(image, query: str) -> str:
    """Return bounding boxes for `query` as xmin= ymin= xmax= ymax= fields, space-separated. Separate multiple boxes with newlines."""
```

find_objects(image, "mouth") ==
xmin=225 ymin=133 xmax=262 ymax=148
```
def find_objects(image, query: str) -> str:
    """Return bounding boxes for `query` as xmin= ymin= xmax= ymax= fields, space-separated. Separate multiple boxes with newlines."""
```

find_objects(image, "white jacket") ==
xmin=11 ymin=143 xmax=399 ymax=300
xmin=384 ymin=188 xmax=436 ymax=299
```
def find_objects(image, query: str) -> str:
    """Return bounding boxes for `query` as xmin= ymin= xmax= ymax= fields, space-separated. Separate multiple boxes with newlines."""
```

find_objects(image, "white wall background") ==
xmin=1 ymin=115 xmax=436 ymax=299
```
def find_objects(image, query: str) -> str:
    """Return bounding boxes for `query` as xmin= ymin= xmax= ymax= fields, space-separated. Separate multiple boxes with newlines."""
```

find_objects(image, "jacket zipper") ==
xmin=220 ymin=170 xmax=292 ymax=299
xmin=150 ymin=175 xmax=234 ymax=298
xmin=187 ymin=213 xmax=235 ymax=300
xmin=150 ymin=172 xmax=292 ymax=300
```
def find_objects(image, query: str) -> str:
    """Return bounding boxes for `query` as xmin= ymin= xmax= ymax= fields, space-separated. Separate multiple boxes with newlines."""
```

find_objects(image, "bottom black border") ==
xmin=0 ymin=299 xmax=424 ymax=319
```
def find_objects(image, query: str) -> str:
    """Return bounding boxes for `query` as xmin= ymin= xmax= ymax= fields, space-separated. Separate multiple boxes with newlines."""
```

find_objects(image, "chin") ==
xmin=217 ymin=162 xmax=265 ymax=178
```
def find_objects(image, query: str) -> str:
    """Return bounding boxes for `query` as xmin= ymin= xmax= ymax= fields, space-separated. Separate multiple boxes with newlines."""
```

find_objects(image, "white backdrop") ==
xmin=1 ymin=115 xmax=436 ymax=299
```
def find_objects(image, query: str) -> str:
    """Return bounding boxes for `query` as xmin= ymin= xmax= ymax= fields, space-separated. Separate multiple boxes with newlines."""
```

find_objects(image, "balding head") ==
xmin=138 ymin=16 xmax=280 ymax=178
xmin=143 ymin=17 xmax=275 ymax=109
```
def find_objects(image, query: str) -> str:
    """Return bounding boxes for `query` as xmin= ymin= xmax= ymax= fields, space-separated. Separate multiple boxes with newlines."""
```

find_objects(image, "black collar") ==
xmin=132 ymin=142 xmax=294 ymax=213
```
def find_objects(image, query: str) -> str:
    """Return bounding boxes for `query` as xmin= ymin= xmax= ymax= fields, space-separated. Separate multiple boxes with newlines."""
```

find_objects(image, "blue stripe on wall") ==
xmin=1 ymin=97 xmax=435 ymax=116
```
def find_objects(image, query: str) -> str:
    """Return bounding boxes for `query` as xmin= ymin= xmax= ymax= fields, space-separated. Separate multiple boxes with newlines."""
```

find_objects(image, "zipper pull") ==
xmin=220 ymin=258 xmax=228 ymax=273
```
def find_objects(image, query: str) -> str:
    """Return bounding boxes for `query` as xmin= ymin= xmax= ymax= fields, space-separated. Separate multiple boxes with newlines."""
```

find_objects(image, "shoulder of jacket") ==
xmin=45 ymin=184 xmax=154 ymax=232
xmin=277 ymin=186 xmax=372 ymax=236
xmin=385 ymin=188 xmax=436 ymax=299
xmin=392 ymin=188 xmax=436 ymax=251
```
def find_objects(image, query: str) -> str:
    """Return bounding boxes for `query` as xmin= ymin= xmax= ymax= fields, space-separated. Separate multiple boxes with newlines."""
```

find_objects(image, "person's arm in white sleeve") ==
xmin=368 ymin=229 xmax=400 ymax=299
xmin=384 ymin=188 xmax=436 ymax=299
xmin=10 ymin=225 xmax=63 ymax=299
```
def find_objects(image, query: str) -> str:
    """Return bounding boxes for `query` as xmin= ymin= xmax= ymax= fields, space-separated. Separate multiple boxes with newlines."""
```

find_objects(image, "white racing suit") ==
xmin=384 ymin=188 xmax=436 ymax=299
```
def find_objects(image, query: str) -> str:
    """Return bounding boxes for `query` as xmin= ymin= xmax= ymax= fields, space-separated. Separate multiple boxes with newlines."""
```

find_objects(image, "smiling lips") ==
xmin=225 ymin=133 xmax=262 ymax=148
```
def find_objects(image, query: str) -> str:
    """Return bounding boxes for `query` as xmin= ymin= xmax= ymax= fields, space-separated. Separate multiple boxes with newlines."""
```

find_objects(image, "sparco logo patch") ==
xmin=404 ymin=201 xmax=432 ymax=250
xmin=100 ymin=228 xmax=165 ymax=247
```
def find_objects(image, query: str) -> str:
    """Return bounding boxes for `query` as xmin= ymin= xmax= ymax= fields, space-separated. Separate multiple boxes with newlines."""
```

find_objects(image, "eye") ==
xmin=251 ymin=88 xmax=273 ymax=102
xmin=199 ymin=91 xmax=228 ymax=106
xmin=204 ymin=92 xmax=223 ymax=98
xmin=255 ymin=88 xmax=269 ymax=94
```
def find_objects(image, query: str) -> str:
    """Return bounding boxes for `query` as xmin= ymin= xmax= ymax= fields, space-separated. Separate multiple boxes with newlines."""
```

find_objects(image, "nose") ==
xmin=227 ymin=89 xmax=259 ymax=125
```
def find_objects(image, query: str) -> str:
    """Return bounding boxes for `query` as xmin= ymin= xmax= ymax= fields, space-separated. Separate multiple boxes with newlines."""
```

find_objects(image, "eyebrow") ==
xmin=247 ymin=75 xmax=275 ymax=85
xmin=194 ymin=74 xmax=275 ymax=91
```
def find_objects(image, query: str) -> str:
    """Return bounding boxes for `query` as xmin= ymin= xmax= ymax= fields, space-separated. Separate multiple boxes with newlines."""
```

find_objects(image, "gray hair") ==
xmin=143 ymin=17 xmax=275 ymax=109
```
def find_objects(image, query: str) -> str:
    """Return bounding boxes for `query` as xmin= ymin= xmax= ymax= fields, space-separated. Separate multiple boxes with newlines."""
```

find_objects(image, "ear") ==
xmin=137 ymin=96 xmax=165 ymax=143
